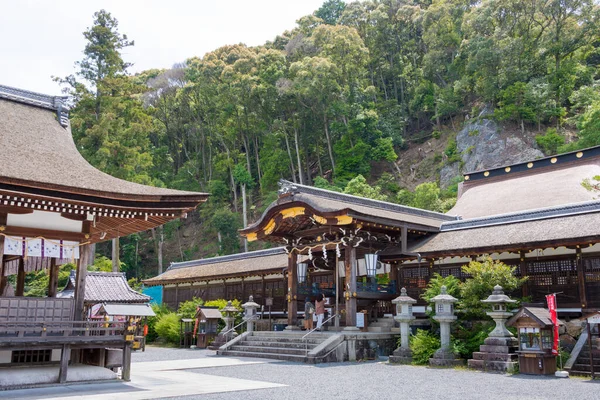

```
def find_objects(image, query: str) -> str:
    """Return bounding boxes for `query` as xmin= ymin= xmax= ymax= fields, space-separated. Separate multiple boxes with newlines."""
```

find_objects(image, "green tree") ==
xmin=315 ymin=0 xmax=346 ymax=25
xmin=460 ymin=257 xmax=527 ymax=317
xmin=343 ymin=175 xmax=388 ymax=201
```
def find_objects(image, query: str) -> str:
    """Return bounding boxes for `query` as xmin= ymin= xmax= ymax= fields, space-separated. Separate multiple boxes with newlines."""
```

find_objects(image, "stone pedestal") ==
xmin=389 ymin=347 xmax=413 ymax=364
xmin=468 ymin=337 xmax=518 ymax=373
xmin=429 ymin=348 xmax=465 ymax=367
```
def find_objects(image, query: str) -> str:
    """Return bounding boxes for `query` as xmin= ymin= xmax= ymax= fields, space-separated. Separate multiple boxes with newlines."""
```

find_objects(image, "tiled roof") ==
xmin=59 ymin=271 xmax=150 ymax=303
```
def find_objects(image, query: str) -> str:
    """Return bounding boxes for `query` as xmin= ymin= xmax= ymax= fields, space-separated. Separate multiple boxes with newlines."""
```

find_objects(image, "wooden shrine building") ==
xmin=0 ymin=84 xmax=207 ymax=386
xmin=148 ymin=145 xmax=600 ymax=328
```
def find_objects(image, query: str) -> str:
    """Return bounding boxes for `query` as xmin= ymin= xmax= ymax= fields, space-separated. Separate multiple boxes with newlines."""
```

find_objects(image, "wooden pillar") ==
xmin=74 ymin=244 xmax=91 ymax=320
xmin=58 ymin=344 xmax=71 ymax=383
xmin=223 ymin=279 xmax=228 ymax=299
xmin=519 ymin=251 xmax=529 ymax=298
xmin=345 ymin=245 xmax=357 ymax=328
xmin=241 ymin=277 xmax=245 ymax=300
xmin=389 ymin=262 xmax=399 ymax=295
xmin=401 ymin=226 xmax=408 ymax=254
xmin=576 ymin=247 xmax=587 ymax=309
xmin=122 ymin=343 xmax=132 ymax=381
xmin=175 ymin=284 xmax=179 ymax=309
xmin=16 ymin=257 xmax=25 ymax=296
xmin=286 ymin=251 xmax=298 ymax=328
xmin=261 ymin=275 xmax=266 ymax=303
xmin=47 ymin=258 xmax=59 ymax=297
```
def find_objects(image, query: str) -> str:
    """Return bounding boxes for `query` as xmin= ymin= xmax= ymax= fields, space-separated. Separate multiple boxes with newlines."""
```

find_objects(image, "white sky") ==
xmin=0 ymin=0 xmax=329 ymax=95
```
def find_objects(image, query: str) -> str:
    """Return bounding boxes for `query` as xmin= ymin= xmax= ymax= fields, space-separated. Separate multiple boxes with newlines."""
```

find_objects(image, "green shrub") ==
xmin=177 ymin=297 xmax=204 ymax=319
xmin=453 ymin=321 xmax=494 ymax=359
xmin=146 ymin=303 xmax=172 ymax=342
xmin=432 ymin=130 xmax=441 ymax=139
xmin=421 ymin=273 xmax=461 ymax=304
xmin=154 ymin=312 xmax=181 ymax=344
xmin=536 ymin=128 xmax=565 ymax=155
xmin=410 ymin=329 xmax=440 ymax=365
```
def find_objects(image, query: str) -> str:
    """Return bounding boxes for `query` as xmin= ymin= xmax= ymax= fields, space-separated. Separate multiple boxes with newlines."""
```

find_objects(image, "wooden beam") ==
xmin=286 ymin=251 xmax=298 ymax=328
xmin=401 ymin=225 xmax=407 ymax=254
xmin=576 ymin=248 xmax=587 ymax=308
xmin=58 ymin=344 xmax=71 ymax=383
xmin=48 ymin=258 xmax=59 ymax=297
xmin=2 ymin=225 xmax=86 ymax=242
xmin=345 ymin=245 xmax=357 ymax=328
xmin=520 ymin=251 xmax=529 ymax=298
xmin=122 ymin=343 xmax=132 ymax=381
xmin=73 ymin=244 xmax=91 ymax=321
xmin=16 ymin=257 xmax=25 ymax=296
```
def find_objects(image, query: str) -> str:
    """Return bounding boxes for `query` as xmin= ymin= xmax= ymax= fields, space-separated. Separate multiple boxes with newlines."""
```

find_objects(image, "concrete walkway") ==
xmin=0 ymin=356 xmax=285 ymax=400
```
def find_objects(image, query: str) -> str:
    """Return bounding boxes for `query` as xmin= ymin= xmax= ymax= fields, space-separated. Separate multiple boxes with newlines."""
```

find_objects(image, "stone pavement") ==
xmin=0 ymin=355 xmax=285 ymax=400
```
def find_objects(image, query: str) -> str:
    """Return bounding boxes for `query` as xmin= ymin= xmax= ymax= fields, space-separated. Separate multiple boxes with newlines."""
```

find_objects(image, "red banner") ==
xmin=546 ymin=294 xmax=559 ymax=355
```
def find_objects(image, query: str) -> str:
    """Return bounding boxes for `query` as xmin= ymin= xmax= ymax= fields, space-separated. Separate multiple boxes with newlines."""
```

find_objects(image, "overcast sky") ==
xmin=0 ymin=0 xmax=329 ymax=95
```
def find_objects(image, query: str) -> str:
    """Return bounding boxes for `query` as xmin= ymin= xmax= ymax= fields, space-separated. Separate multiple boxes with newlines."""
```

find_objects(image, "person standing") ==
xmin=315 ymin=293 xmax=325 ymax=331
xmin=304 ymin=298 xmax=315 ymax=330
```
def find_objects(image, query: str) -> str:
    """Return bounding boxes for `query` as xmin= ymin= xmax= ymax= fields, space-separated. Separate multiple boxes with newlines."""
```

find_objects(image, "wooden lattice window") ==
xmin=11 ymin=349 xmax=52 ymax=364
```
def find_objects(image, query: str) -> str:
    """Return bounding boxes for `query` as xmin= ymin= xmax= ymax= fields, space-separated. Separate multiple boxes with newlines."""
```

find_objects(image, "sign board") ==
xmin=265 ymin=297 xmax=273 ymax=306
xmin=356 ymin=312 xmax=365 ymax=328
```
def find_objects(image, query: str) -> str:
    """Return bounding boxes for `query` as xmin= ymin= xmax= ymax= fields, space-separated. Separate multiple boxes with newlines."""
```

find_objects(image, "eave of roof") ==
xmin=143 ymin=247 xmax=288 ymax=286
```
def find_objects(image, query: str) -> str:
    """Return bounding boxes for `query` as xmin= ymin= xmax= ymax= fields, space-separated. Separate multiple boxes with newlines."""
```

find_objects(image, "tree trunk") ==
xmin=242 ymin=183 xmax=248 ymax=253
xmin=254 ymin=135 xmax=262 ymax=185
xmin=230 ymin=167 xmax=238 ymax=213
xmin=294 ymin=125 xmax=303 ymax=185
xmin=283 ymin=131 xmax=297 ymax=183
xmin=323 ymin=114 xmax=335 ymax=171
xmin=111 ymin=238 xmax=119 ymax=272
xmin=157 ymin=226 xmax=164 ymax=274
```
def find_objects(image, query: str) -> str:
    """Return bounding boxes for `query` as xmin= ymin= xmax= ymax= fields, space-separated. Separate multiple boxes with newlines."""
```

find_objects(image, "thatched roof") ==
xmin=0 ymin=84 xmax=208 ymax=243
xmin=59 ymin=271 xmax=150 ymax=304
xmin=450 ymin=147 xmax=600 ymax=219
xmin=143 ymin=247 xmax=288 ymax=286
xmin=405 ymin=205 xmax=600 ymax=256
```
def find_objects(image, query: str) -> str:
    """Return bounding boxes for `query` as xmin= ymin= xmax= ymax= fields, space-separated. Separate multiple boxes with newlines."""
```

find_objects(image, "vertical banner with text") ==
xmin=546 ymin=293 xmax=559 ymax=355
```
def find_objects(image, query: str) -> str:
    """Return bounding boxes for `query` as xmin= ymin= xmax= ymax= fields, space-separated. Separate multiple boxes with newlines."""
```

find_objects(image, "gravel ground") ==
xmin=131 ymin=345 xmax=217 ymax=362
xmin=135 ymin=347 xmax=600 ymax=400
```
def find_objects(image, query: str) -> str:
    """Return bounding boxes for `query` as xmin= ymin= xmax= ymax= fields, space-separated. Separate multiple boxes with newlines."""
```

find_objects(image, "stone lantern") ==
xmin=429 ymin=285 xmax=464 ymax=367
xmin=242 ymin=295 xmax=260 ymax=333
xmin=468 ymin=285 xmax=518 ymax=373
xmin=390 ymin=287 xmax=417 ymax=364
xmin=221 ymin=300 xmax=239 ymax=339
xmin=482 ymin=285 xmax=517 ymax=338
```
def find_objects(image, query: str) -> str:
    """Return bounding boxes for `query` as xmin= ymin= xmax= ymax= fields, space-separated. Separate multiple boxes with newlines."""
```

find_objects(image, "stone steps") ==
xmin=219 ymin=350 xmax=308 ymax=362
xmin=228 ymin=345 xmax=310 ymax=356
xmin=218 ymin=332 xmax=329 ymax=363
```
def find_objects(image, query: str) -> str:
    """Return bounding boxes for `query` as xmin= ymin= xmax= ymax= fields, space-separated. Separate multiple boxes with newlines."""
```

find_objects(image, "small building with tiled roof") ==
xmin=59 ymin=270 xmax=150 ymax=305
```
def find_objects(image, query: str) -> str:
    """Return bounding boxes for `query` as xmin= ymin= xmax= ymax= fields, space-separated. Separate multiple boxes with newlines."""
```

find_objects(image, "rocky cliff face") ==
xmin=440 ymin=110 xmax=544 ymax=188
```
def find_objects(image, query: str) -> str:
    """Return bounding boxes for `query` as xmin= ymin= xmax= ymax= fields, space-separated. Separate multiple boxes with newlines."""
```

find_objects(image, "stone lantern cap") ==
xmin=222 ymin=300 xmax=239 ymax=314
xmin=481 ymin=285 xmax=517 ymax=304
xmin=242 ymin=295 xmax=260 ymax=309
xmin=392 ymin=287 xmax=417 ymax=304
xmin=430 ymin=286 xmax=457 ymax=303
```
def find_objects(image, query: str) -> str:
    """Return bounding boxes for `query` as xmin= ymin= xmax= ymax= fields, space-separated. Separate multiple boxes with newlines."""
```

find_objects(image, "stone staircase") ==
xmin=217 ymin=331 xmax=334 ymax=362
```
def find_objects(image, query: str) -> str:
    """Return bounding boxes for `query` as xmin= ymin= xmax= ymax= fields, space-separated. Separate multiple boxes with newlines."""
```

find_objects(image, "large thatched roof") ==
xmin=450 ymin=147 xmax=600 ymax=219
xmin=0 ymin=84 xmax=208 ymax=242
xmin=143 ymin=247 xmax=288 ymax=286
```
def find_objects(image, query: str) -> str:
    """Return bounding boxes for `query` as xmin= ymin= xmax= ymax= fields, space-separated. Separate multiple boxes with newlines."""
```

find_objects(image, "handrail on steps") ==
xmin=302 ymin=314 xmax=339 ymax=354
xmin=221 ymin=319 xmax=248 ymax=351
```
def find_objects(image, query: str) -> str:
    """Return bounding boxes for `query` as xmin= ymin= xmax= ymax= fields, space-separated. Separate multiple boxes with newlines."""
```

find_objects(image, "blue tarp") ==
xmin=142 ymin=285 xmax=163 ymax=305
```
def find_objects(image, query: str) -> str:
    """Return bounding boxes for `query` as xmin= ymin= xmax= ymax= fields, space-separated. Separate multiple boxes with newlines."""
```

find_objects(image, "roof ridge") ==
xmin=168 ymin=247 xmax=287 ymax=270
xmin=463 ymin=144 xmax=600 ymax=182
xmin=278 ymin=180 xmax=458 ymax=221
xmin=0 ymin=84 xmax=68 ymax=112
xmin=441 ymin=199 xmax=600 ymax=231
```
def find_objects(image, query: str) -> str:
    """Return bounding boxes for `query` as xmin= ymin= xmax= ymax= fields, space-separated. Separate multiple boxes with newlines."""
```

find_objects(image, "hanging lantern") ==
xmin=365 ymin=253 xmax=379 ymax=277
xmin=297 ymin=262 xmax=308 ymax=283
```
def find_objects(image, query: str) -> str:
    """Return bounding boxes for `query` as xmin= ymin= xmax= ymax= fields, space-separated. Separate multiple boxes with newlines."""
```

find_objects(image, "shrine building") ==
xmin=0 ymin=84 xmax=208 ymax=386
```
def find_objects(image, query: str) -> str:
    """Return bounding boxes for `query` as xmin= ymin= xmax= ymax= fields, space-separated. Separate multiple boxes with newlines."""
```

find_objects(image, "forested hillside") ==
xmin=57 ymin=0 xmax=600 ymax=281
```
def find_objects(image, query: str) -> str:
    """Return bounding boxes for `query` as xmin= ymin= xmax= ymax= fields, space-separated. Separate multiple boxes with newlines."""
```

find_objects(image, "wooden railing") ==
xmin=0 ymin=320 xmax=126 ymax=345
